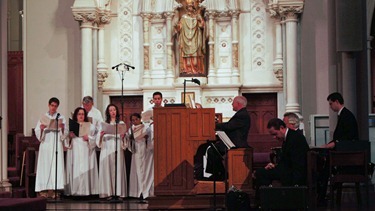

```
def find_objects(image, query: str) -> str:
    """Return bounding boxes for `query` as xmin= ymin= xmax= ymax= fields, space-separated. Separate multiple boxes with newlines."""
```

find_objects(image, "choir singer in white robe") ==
xmin=96 ymin=104 xmax=127 ymax=199
xmin=126 ymin=113 xmax=153 ymax=199
xmin=82 ymin=96 xmax=103 ymax=193
xmin=34 ymin=97 xmax=67 ymax=199
xmin=65 ymin=107 xmax=99 ymax=196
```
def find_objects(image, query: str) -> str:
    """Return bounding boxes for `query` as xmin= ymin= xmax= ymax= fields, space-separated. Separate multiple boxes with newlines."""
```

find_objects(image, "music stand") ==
xmin=208 ymin=142 xmax=224 ymax=210
xmin=206 ymin=132 xmax=236 ymax=210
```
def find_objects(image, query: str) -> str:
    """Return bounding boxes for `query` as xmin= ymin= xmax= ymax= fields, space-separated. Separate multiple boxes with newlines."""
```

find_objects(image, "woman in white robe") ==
xmin=65 ymin=107 xmax=99 ymax=196
xmin=126 ymin=113 xmax=153 ymax=198
xmin=34 ymin=97 xmax=67 ymax=199
xmin=97 ymin=104 xmax=127 ymax=199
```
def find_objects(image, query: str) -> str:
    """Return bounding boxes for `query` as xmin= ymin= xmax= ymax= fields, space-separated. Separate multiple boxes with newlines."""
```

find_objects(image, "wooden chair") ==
xmin=307 ymin=150 xmax=319 ymax=209
xmin=25 ymin=146 xmax=39 ymax=198
xmin=329 ymin=150 xmax=369 ymax=208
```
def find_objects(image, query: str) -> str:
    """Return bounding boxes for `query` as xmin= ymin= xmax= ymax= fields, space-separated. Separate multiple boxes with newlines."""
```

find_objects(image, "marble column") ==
xmin=97 ymin=12 xmax=111 ymax=90
xmin=284 ymin=12 xmax=299 ymax=113
xmin=73 ymin=12 xmax=97 ymax=97
xmin=92 ymin=22 xmax=98 ymax=99
xmin=141 ymin=13 xmax=152 ymax=86
xmin=0 ymin=0 xmax=11 ymax=192
xmin=165 ymin=12 xmax=174 ymax=84
xmin=206 ymin=11 xmax=216 ymax=84
xmin=273 ymin=17 xmax=283 ymax=83
xmin=230 ymin=10 xmax=240 ymax=84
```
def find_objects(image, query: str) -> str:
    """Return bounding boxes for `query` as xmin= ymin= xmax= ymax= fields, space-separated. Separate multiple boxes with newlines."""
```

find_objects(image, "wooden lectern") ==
xmin=149 ymin=107 xmax=253 ymax=209
xmin=153 ymin=107 xmax=216 ymax=195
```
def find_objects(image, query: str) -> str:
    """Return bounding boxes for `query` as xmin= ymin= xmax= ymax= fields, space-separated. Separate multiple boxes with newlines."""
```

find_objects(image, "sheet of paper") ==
xmin=101 ymin=122 xmax=127 ymax=135
xmin=141 ymin=110 xmax=153 ymax=122
xmin=216 ymin=131 xmax=236 ymax=149
xmin=79 ymin=122 xmax=91 ymax=137
xmin=41 ymin=115 xmax=63 ymax=130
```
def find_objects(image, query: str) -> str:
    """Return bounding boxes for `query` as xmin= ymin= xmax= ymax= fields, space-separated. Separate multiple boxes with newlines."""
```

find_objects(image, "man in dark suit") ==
xmin=317 ymin=92 xmax=359 ymax=206
xmin=204 ymin=96 xmax=251 ymax=180
xmin=254 ymin=118 xmax=309 ymax=187
xmin=323 ymin=92 xmax=359 ymax=148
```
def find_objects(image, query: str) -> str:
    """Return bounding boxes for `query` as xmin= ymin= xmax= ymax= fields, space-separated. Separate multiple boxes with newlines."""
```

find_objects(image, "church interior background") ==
xmin=1 ymin=0 xmax=375 ymax=196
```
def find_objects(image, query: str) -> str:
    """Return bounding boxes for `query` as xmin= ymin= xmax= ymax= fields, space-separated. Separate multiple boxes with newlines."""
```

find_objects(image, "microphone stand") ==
xmin=109 ymin=63 xmax=131 ymax=203
xmin=54 ymin=114 xmax=59 ymax=201
xmin=110 ymin=118 xmax=121 ymax=203
xmin=183 ymin=78 xmax=200 ymax=105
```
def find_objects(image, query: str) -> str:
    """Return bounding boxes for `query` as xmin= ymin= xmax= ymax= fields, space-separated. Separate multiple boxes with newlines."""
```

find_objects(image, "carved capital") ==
xmin=73 ymin=10 xmax=98 ymax=23
xmin=98 ymin=10 xmax=111 ymax=25
xmin=140 ymin=13 xmax=153 ymax=20
xmin=205 ymin=10 xmax=217 ymax=18
xmin=97 ymin=71 xmax=108 ymax=90
xmin=279 ymin=6 xmax=303 ymax=17
xmin=164 ymin=12 xmax=175 ymax=19
xmin=229 ymin=10 xmax=240 ymax=18
xmin=216 ymin=11 xmax=230 ymax=18
xmin=152 ymin=13 xmax=164 ymax=20
xmin=267 ymin=0 xmax=304 ymax=18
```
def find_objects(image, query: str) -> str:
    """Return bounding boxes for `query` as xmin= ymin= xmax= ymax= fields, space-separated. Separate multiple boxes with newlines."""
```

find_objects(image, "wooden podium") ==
xmin=153 ymin=107 xmax=216 ymax=195
xmin=148 ymin=107 xmax=253 ymax=209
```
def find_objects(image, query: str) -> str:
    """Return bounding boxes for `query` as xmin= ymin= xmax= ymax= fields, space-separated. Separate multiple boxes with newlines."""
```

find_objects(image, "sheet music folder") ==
xmin=216 ymin=131 xmax=236 ymax=149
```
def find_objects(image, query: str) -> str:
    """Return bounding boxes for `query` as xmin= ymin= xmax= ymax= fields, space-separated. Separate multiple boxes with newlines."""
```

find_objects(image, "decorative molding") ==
xmin=251 ymin=0 xmax=266 ymax=72
xmin=273 ymin=68 xmax=283 ymax=84
xmin=148 ymin=97 xmax=176 ymax=105
xmin=144 ymin=46 xmax=150 ymax=70
xmin=205 ymin=96 xmax=234 ymax=104
xmin=232 ymin=43 xmax=239 ymax=68
xmin=119 ymin=0 xmax=133 ymax=64
xmin=97 ymin=71 xmax=109 ymax=90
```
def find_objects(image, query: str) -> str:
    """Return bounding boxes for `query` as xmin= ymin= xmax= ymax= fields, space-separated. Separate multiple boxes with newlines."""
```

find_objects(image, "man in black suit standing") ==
xmin=317 ymin=92 xmax=359 ymax=206
xmin=254 ymin=118 xmax=309 ymax=187
xmin=204 ymin=96 xmax=251 ymax=180
xmin=323 ymin=92 xmax=359 ymax=148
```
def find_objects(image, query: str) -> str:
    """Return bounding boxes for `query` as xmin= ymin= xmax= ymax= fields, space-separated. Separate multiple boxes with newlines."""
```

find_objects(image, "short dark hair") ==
xmin=129 ymin=112 xmax=141 ymax=121
xmin=327 ymin=92 xmax=344 ymax=104
xmin=153 ymin=91 xmax=163 ymax=99
xmin=49 ymin=97 xmax=60 ymax=105
xmin=267 ymin=118 xmax=286 ymax=130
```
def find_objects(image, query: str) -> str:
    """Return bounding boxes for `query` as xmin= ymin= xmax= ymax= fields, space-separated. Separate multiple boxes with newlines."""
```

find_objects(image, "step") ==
xmin=12 ymin=187 xmax=26 ymax=198
xmin=0 ymin=192 xmax=12 ymax=198
xmin=7 ymin=167 xmax=18 ymax=178
xmin=8 ymin=177 xmax=21 ymax=188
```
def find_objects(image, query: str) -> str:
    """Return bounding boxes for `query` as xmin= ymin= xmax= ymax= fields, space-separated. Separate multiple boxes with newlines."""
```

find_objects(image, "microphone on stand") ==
xmin=124 ymin=63 xmax=135 ymax=69
xmin=56 ymin=113 xmax=60 ymax=120
xmin=112 ymin=63 xmax=123 ymax=69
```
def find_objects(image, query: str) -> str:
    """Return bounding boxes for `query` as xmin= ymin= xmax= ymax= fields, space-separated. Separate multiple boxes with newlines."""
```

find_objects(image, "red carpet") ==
xmin=0 ymin=198 xmax=46 ymax=211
